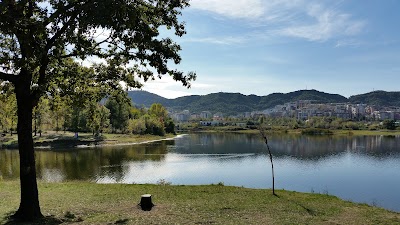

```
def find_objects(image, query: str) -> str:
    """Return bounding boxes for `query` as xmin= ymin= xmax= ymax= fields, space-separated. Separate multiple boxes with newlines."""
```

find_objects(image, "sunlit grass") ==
xmin=0 ymin=131 xmax=175 ymax=149
xmin=1 ymin=182 xmax=399 ymax=224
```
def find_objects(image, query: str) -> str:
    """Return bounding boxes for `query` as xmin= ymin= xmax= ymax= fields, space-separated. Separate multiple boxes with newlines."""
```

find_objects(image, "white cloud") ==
xmin=141 ymin=76 xmax=216 ymax=99
xmin=335 ymin=39 xmax=363 ymax=48
xmin=182 ymin=36 xmax=246 ymax=45
xmin=277 ymin=3 xmax=365 ymax=42
xmin=190 ymin=0 xmax=265 ymax=19
xmin=189 ymin=0 xmax=366 ymax=43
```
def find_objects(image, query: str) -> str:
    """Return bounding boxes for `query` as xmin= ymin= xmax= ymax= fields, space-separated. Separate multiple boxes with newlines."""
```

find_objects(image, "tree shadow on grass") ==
xmin=3 ymin=216 xmax=63 ymax=225
xmin=2 ymin=211 xmax=83 ymax=225
xmin=274 ymin=194 xmax=316 ymax=216
xmin=2 ymin=211 xmax=129 ymax=225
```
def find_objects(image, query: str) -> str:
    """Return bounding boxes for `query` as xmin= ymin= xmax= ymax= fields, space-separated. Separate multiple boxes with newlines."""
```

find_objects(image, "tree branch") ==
xmin=44 ymin=0 xmax=95 ymax=52
xmin=42 ymin=2 xmax=80 ymax=27
xmin=0 ymin=71 xmax=17 ymax=83
xmin=45 ymin=14 xmax=78 ymax=53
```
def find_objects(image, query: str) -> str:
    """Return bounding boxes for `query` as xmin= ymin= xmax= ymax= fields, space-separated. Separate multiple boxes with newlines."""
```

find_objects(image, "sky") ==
xmin=141 ymin=0 xmax=400 ymax=99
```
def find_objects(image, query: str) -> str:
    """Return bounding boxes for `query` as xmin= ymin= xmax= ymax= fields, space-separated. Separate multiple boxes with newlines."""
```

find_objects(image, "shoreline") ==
xmin=2 ymin=129 xmax=400 ymax=150
xmin=1 ymin=133 xmax=187 ymax=150
xmin=186 ymin=128 xmax=400 ymax=136
xmin=37 ymin=134 xmax=188 ymax=149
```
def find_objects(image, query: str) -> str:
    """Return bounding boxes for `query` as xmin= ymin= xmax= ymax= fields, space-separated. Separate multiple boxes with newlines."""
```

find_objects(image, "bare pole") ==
xmin=259 ymin=127 xmax=276 ymax=196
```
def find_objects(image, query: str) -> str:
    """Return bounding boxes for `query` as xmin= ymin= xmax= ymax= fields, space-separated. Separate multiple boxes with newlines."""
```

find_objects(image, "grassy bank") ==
xmin=0 ymin=182 xmax=399 ymax=225
xmin=2 ymin=128 xmax=399 ymax=149
xmin=193 ymin=127 xmax=400 ymax=136
xmin=0 ymin=132 xmax=176 ymax=149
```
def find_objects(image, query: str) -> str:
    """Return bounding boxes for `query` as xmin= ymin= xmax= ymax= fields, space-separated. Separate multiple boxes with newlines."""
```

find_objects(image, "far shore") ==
xmin=0 ymin=132 xmax=184 ymax=150
xmin=185 ymin=127 xmax=400 ymax=136
xmin=1 ymin=128 xmax=399 ymax=150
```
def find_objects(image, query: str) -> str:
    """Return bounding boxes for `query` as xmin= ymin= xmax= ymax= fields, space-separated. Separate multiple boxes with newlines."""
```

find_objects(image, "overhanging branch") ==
xmin=44 ymin=0 xmax=95 ymax=53
xmin=0 ymin=71 xmax=17 ymax=83
xmin=42 ymin=2 xmax=80 ymax=27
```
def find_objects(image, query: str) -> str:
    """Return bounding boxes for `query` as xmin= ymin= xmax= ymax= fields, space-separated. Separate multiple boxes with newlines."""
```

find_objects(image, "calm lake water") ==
xmin=1 ymin=133 xmax=400 ymax=212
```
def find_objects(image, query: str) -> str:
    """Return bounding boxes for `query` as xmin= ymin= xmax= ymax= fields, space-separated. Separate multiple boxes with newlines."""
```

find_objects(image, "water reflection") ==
xmin=1 ymin=134 xmax=399 ymax=182
xmin=1 ymin=133 xmax=400 ymax=211
xmin=1 ymin=134 xmax=400 ymax=181
xmin=172 ymin=133 xmax=400 ymax=159
xmin=0 ymin=141 xmax=171 ymax=181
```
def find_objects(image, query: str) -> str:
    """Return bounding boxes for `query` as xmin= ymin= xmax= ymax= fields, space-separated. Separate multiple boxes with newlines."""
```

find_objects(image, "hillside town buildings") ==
xmin=257 ymin=100 xmax=400 ymax=121
xmin=170 ymin=100 xmax=400 ymax=123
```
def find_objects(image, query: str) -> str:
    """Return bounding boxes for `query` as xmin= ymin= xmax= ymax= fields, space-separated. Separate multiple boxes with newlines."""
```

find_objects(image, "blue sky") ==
xmin=142 ymin=0 xmax=400 ymax=99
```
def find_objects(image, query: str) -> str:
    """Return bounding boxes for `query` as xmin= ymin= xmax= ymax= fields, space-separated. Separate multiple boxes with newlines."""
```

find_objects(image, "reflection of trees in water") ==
xmin=1 ymin=135 xmax=399 ymax=180
xmin=355 ymin=135 xmax=400 ymax=157
xmin=266 ymin=134 xmax=400 ymax=159
xmin=174 ymin=133 xmax=265 ymax=154
xmin=0 ymin=142 xmax=170 ymax=180
xmin=173 ymin=133 xmax=400 ymax=160
xmin=267 ymin=135 xmax=348 ymax=159
xmin=0 ymin=150 xmax=20 ymax=179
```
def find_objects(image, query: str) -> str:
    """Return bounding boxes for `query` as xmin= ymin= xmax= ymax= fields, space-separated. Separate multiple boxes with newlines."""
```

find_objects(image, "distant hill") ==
xmin=169 ymin=92 xmax=261 ymax=114
xmin=258 ymin=90 xmax=347 ymax=109
xmin=127 ymin=91 xmax=169 ymax=106
xmin=128 ymin=89 xmax=350 ymax=115
xmin=349 ymin=91 xmax=400 ymax=107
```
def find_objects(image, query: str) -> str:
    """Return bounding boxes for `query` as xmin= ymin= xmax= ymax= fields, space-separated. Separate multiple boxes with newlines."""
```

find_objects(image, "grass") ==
xmin=0 ymin=131 xmax=176 ymax=149
xmin=2 ymin=128 xmax=399 ymax=149
xmin=213 ymin=128 xmax=400 ymax=136
xmin=0 ymin=182 xmax=399 ymax=224
xmin=332 ymin=129 xmax=400 ymax=136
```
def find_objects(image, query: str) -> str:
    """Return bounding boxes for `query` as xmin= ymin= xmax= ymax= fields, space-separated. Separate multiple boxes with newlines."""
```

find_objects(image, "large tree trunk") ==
xmin=13 ymin=79 xmax=43 ymax=221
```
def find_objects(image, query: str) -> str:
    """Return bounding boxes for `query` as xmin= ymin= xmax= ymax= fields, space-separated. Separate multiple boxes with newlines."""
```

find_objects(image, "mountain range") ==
xmin=127 ymin=89 xmax=400 ymax=115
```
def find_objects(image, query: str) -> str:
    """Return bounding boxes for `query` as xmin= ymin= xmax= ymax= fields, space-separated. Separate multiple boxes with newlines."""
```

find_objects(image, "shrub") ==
xmin=301 ymin=128 xmax=333 ymax=135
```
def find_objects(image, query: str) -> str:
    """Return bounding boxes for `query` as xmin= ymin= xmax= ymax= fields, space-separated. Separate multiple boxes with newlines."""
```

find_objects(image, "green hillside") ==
xmin=349 ymin=91 xmax=400 ymax=107
xmin=258 ymin=90 xmax=348 ymax=109
xmin=127 ymin=89 xmax=350 ymax=115
xmin=127 ymin=90 xmax=169 ymax=106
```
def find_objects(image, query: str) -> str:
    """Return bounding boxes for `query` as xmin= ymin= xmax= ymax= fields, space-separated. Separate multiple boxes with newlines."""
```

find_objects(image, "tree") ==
xmin=0 ymin=1 xmax=195 ymax=221
xmin=49 ymin=92 xmax=67 ymax=132
xmin=259 ymin=124 xmax=276 ymax=196
xmin=0 ymin=84 xmax=17 ymax=135
xmin=105 ymin=94 xmax=131 ymax=133
xmin=149 ymin=103 xmax=170 ymax=133
xmin=97 ymin=104 xmax=111 ymax=135
xmin=149 ymin=103 xmax=168 ymax=121
xmin=382 ymin=119 xmax=396 ymax=130
xmin=69 ymin=103 xmax=86 ymax=133
xmin=33 ymin=96 xmax=50 ymax=137
xmin=164 ymin=118 xmax=176 ymax=134
xmin=128 ymin=117 xmax=146 ymax=135
xmin=143 ymin=114 xmax=165 ymax=136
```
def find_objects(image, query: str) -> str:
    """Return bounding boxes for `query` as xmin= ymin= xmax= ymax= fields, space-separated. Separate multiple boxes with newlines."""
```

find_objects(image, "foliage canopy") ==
xmin=0 ymin=0 xmax=195 ymax=221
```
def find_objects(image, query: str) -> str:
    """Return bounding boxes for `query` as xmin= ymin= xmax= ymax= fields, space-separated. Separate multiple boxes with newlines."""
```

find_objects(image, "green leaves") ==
xmin=1 ymin=0 xmax=196 ymax=102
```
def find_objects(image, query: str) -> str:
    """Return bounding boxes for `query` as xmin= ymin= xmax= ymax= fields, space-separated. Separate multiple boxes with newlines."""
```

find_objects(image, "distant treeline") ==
xmin=0 ymin=87 xmax=174 ymax=137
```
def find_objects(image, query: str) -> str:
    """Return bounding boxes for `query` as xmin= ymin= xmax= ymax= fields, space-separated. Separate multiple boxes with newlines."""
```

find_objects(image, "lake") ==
xmin=1 ymin=133 xmax=400 ymax=212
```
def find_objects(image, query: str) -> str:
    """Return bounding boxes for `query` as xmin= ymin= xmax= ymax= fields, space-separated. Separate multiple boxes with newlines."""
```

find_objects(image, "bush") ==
xmin=382 ymin=120 xmax=396 ymax=130
xmin=128 ymin=118 xmax=146 ymax=135
xmin=143 ymin=115 xmax=165 ymax=136
xmin=164 ymin=119 xmax=175 ymax=134
xmin=301 ymin=128 xmax=333 ymax=135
